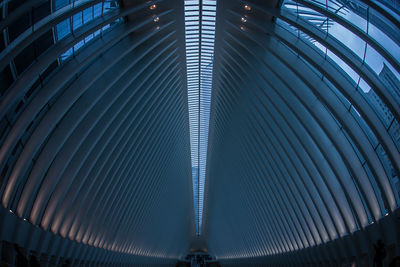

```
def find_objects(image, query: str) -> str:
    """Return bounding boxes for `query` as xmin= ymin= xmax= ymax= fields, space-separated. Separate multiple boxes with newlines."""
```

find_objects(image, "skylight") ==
xmin=184 ymin=0 xmax=216 ymax=235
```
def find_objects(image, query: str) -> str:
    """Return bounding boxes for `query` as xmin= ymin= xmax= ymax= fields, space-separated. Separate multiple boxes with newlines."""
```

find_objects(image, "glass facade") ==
xmin=53 ymin=0 xmax=121 ymax=61
xmin=278 ymin=0 xmax=400 ymax=217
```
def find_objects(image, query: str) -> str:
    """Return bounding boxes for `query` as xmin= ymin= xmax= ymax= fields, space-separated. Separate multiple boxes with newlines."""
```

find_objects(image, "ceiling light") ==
xmin=149 ymin=4 xmax=156 ymax=10
xmin=241 ymin=17 xmax=247 ymax=22
xmin=153 ymin=16 xmax=159 ymax=22
xmin=244 ymin=4 xmax=251 ymax=11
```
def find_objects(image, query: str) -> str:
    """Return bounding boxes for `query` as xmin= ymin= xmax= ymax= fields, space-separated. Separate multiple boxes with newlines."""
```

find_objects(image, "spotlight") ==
xmin=241 ymin=17 xmax=247 ymax=23
xmin=149 ymin=4 xmax=156 ymax=10
xmin=244 ymin=4 xmax=251 ymax=11
xmin=153 ymin=16 xmax=160 ymax=22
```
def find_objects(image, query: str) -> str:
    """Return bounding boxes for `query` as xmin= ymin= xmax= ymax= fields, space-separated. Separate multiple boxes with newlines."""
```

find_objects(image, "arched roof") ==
xmin=0 ymin=0 xmax=399 ymax=265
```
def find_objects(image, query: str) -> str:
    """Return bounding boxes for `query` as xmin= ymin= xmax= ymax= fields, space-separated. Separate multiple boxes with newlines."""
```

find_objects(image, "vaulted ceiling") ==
xmin=0 ymin=0 xmax=399 ymax=265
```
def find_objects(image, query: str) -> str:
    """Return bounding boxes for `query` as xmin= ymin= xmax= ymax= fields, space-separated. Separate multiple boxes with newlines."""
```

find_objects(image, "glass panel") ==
xmin=56 ymin=1 xmax=120 ymax=62
xmin=282 ymin=0 xmax=400 ymax=93
xmin=73 ymin=39 xmax=84 ymax=52
xmin=54 ymin=0 xmax=69 ymax=11
xmin=326 ymin=49 xmax=359 ymax=84
xmin=365 ymin=44 xmax=395 ymax=78
xmin=60 ymin=47 xmax=72 ymax=61
xmin=94 ymin=3 xmax=102 ymax=18
xmin=368 ymin=22 xmax=400 ymax=62
xmin=72 ymin=12 xmax=83 ymax=31
xmin=329 ymin=22 xmax=366 ymax=60
xmin=185 ymin=0 xmax=216 ymax=235
xmin=83 ymin=7 xmax=93 ymax=24
xmin=56 ymin=18 xmax=71 ymax=40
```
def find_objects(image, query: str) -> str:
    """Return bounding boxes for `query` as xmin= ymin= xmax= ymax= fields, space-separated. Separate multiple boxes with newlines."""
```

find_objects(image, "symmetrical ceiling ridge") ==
xmin=0 ymin=0 xmax=399 ymax=266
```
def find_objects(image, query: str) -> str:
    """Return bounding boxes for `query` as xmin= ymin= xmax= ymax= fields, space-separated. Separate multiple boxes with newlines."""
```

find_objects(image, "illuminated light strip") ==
xmin=184 ymin=0 xmax=216 ymax=235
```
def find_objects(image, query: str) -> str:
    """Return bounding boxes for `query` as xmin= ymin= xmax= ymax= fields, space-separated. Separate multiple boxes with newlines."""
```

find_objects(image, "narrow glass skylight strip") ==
xmin=184 ymin=0 xmax=216 ymax=235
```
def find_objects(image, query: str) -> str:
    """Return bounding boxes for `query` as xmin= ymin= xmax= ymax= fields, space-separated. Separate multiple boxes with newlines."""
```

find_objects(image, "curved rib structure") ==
xmin=203 ymin=0 xmax=400 ymax=264
xmin=0 ymin=0 xmax=194 ymax=265
xmin=0 ymin=0 xmax=399 ymax=266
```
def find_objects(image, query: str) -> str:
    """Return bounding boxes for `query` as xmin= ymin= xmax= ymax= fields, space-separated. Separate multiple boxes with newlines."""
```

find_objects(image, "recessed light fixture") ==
xmin=240 ymin=25 xmax=245 ymax=30
xmin=23 ymin=218 xmax=27 ymax=221
xmin=156 ymin=26 xmax=160 ymax=30
xmin=244 ymin=4 xmax=251 ymax=11
xmin=241 ymin=17 xmax=247 ymax=23
xmin=9 ymin=209 xmax=13 ymax=213
xmin=149 ymin=4 xmax=156 ymax=10
xmin=153 ymin=16 xmax=159 ymax=22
